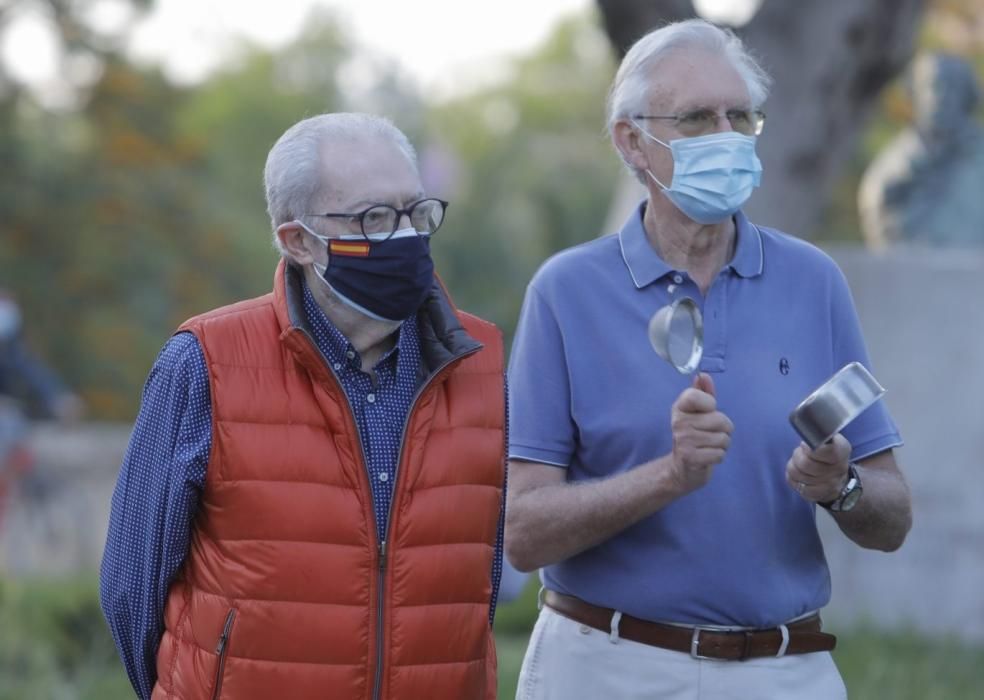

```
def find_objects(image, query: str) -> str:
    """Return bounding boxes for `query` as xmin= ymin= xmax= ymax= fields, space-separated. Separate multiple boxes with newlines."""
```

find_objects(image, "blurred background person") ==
xmin=0 ymin=290 xmax=83 ymax=423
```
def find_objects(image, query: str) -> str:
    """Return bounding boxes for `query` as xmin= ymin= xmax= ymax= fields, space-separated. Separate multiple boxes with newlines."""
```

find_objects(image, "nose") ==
xmin=711 ymin=112 xmax=732 ymax=134
xmin=398 ymin=212 xmax=413 ymax=231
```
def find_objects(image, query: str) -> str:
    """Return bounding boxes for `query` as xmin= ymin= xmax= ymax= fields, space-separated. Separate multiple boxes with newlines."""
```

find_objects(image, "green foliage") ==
xmin=0 ymin=576 xmax=131 ymax=700
xmin=3 ymin=576 xmax=983 ymax=700
xmin=4 ymin=0 xmax=979 ymax=417
xmin=493 ymin=574 xmax=541 ymax=636
xmin=0 ymin=9 xmax=422 ymax=419
xmin=0 ymin=8 xmax=616 ymax=418
xmin=428 ymin=13 xmax=618 ymax=340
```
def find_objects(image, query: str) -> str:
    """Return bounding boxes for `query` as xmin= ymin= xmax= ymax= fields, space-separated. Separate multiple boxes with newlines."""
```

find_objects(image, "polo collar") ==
xmin=729 ymin=210 xmax=765 ymax=279
xmin=618 ymin=202 xmax=764 ymax=288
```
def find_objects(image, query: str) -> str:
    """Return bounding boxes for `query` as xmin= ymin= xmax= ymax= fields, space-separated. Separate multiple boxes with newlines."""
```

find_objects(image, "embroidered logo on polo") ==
xmin=329 ymin=239 xmax=371 ymax=257
xmin=779 ymin=358 xmax=790 ymax=375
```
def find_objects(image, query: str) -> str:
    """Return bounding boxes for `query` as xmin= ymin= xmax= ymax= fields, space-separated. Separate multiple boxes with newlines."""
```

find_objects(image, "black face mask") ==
xmin=302 ymin=224 xmax=435 ymax=322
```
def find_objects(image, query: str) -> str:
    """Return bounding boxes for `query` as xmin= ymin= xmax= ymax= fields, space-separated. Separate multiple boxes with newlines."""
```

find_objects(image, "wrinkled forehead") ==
xmin=316 ymin=136 xmax=422 ymax=210
xmin=645 ymin=47 xmax=752 ymax=113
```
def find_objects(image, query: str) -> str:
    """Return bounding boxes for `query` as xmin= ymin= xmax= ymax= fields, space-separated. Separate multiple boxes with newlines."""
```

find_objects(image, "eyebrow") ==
xmin=347 ymin=192 xmax=426 ymax=210
xmin=676 ymin=103 xmax=752 ymax=114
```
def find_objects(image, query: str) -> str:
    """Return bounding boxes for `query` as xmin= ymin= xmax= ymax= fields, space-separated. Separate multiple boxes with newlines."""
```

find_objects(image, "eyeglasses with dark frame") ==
xmin=633 ymin=108 xmax=766 ymax=137
xmin=303 ymin=198 xmax=449 ymax=241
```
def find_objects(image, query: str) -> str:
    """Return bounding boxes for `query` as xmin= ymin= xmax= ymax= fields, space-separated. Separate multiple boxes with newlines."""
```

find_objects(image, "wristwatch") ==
xmin=819 ymin=462 xmax=863 ymax=512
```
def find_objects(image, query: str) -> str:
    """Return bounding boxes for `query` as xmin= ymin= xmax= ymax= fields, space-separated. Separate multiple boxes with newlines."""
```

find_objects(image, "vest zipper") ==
xmin=294 ymin=326 xmax=480 ymax=700
xmin=212 ymin=608 xmax=237 ymax=700
xmin=371 ymin=347 xmax=481 ymax=700
xmin=295 ymin=328 xmax=386 ymax=697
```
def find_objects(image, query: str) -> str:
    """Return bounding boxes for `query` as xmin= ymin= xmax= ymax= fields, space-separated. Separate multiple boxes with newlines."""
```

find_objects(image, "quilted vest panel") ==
xmin=152 ymin=264 xmax=504 ymax=700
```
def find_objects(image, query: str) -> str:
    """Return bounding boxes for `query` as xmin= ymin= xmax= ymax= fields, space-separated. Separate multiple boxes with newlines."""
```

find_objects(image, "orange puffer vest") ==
xmin=151 ymin=261 xmax=504 ymax=700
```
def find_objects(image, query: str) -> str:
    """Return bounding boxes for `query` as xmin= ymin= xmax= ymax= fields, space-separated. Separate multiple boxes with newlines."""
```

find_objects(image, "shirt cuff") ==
xmin=851 ymin=433 xmax=904 ymax=462
xmin=508 ymin=444 xmax=571 ymax=467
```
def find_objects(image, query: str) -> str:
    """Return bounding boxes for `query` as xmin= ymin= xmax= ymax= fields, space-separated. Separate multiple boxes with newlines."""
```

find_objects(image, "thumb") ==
xmin=693 ymin=372 xmax=715 ymax=397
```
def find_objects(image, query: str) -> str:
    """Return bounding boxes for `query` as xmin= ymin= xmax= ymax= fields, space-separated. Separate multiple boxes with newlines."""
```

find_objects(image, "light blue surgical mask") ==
xmin=633 ymin=122 xmax=763 ymax=224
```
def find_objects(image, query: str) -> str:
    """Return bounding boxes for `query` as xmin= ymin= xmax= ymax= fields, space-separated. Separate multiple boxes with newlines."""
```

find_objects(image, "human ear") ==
xmin=612 ymin=120 xmax=649 ymax=171
xmin=276 ymin=221 xmax=320 ymax=265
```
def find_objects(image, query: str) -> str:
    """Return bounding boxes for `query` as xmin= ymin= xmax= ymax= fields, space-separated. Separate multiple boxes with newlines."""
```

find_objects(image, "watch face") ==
xmin=837 ymin=479 xmax=863 ymax=512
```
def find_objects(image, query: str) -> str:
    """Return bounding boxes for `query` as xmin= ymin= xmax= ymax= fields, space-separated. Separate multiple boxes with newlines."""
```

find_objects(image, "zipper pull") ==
xmin=379 ymin=540 xmax=388 ymax=572
xmin=215 ymin=609 xmax=236 ymax=654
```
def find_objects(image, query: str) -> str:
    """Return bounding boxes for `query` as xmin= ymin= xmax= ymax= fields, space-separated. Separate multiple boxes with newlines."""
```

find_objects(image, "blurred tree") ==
xmin=0 ymin=0 xmax=157 ymax=416
xmin=0 ymin=8 xmax=385 ymax=417
xmin=595 ymin=0 xmax=928 ymax=239
xmin=428 ymin=14 xmax=619 ymax=338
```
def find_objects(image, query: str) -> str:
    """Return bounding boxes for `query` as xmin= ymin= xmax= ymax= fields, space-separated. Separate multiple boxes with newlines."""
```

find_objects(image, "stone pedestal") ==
xmin=820 ymin=245 xmax=984 ymax=641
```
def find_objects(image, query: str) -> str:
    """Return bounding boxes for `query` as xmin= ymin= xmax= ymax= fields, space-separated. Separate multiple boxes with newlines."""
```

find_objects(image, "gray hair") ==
xmin=264 ymin=112 xmax=418 ymax=253
xmin=606 ymin=19 xmax=772 ymax=139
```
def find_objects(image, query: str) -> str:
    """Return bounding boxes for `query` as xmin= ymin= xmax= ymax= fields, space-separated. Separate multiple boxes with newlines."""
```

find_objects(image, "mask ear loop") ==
xmin=645 ymin=169 xmax=671 ymax=191
xmin=291 ymin=219 xmax=333 ymax=279
xmin=630 ymin=121 xmax=673 ymax=192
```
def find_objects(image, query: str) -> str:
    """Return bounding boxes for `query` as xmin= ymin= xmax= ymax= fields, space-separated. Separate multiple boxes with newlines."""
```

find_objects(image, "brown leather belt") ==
xmin=543 ymin=590 xmax=836 ymax=661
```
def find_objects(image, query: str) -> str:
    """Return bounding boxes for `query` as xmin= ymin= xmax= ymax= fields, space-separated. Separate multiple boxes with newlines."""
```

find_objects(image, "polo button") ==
xmin=673 ymin=274 xmax=684 ymax=284
xmin=367 ymin=393 xmax=376 ymax=403
xmin=378 ymin=472 xmax=389 ymax=482
xmin=333 ymin=362 xmax=342 ymax=371
xmin=579 ymin=625 xmax=591 ymax=635
xmin=346 ymin=350 xmax=356 ymax=360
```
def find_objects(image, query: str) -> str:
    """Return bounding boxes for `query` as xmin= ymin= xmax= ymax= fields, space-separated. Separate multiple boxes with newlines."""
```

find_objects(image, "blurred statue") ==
xmin=859 ymin=53 xmax=984 ymax=249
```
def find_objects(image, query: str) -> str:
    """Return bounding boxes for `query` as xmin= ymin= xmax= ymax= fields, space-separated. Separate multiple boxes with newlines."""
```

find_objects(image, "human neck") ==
xmin=643 ymin=196 xmax=736 ymax=295
xmin=303 ymin=266 xmax=402 ymax=370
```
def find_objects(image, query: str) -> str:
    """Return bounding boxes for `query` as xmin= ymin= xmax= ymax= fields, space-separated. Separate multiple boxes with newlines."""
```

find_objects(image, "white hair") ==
xmin=606 ymin=19 xmax=772 ymax=139
xmin=264 ymin=112 xmax=418 ymax=254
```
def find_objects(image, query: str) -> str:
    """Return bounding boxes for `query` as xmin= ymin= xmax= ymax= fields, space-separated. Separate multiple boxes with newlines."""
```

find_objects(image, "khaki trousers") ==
xmin=515 ymin=606 xmax=848 ymax=700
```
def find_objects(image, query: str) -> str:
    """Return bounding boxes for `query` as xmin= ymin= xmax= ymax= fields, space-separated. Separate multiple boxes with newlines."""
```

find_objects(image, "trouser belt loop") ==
xmin=609 ymin=610 xmax=623 ymax=644
xmin=740 ymin=631 xmax=753 ymax=661
xmin=776 ymin=624 xmax=790 ymax=657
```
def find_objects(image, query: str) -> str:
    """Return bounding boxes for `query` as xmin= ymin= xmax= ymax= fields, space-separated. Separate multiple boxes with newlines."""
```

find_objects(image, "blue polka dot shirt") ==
xmin=99 ymin=279 xmax=505 ymax=699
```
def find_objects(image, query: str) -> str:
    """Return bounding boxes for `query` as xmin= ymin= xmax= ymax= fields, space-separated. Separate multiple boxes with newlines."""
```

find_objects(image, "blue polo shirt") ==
xmin=507 ymin=203 xmax=902 ymax=628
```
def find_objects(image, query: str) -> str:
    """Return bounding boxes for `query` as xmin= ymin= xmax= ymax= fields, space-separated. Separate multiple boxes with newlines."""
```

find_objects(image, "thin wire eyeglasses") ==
xmin=633 ymin=108 xmax=766 ymax=137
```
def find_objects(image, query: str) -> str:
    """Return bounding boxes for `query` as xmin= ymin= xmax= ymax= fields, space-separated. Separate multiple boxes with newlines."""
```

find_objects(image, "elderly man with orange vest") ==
xmin=100 ymin=113 xmax=506 ymax=700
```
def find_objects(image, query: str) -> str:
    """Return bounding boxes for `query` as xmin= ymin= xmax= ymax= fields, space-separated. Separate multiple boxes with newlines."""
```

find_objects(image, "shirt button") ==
xmin=333 ymin=362 xmax=342 ymax=371
xmin=673 ymin=273 xmax=684 ymax=284
xmin=378 ymin=472 xmax=389 ymax=482
xmin=367 ymin=393 xmax=376 ymax=403
xmin=579 ymin=625 xmax=591 ymax=635
xmin=346 ymin=350 xmax=356 ymax=360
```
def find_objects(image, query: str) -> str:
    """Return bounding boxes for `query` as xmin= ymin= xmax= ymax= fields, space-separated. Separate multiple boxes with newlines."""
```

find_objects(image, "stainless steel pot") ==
xmin=789 ymin=362 xmax=886 ymax=449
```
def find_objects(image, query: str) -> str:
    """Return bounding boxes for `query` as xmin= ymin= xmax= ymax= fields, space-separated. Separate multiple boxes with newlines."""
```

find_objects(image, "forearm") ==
xmin=99 ymin=549 xmax=159 ymax=700
xmin=99 ymin=332 xmax=210 ymax=698
xmin=99 ymin=468 xmax=163 ymax=698
xmin=505 ymin=456 xmax=682 ymax=571
xmin=829 ymin=461 xmax=912 ymax=551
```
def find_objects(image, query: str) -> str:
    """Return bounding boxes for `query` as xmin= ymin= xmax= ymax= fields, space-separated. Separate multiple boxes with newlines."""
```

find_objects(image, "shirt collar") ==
xmin=300 ymin=278 xmax=408 ymax=370
xmin=618 ymin=202 xmax=764 ymax=288
xmin=729 ymin=210 xmax=764 ymax=279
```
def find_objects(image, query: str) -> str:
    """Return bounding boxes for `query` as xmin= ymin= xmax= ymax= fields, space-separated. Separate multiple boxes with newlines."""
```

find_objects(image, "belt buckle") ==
xmin=690 ymin=627 xmax=716 ymax=660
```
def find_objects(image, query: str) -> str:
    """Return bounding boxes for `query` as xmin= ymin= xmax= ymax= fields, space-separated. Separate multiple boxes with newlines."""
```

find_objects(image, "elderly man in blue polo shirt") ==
xmin=505 ymin=19 xmax=912 ymax=700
